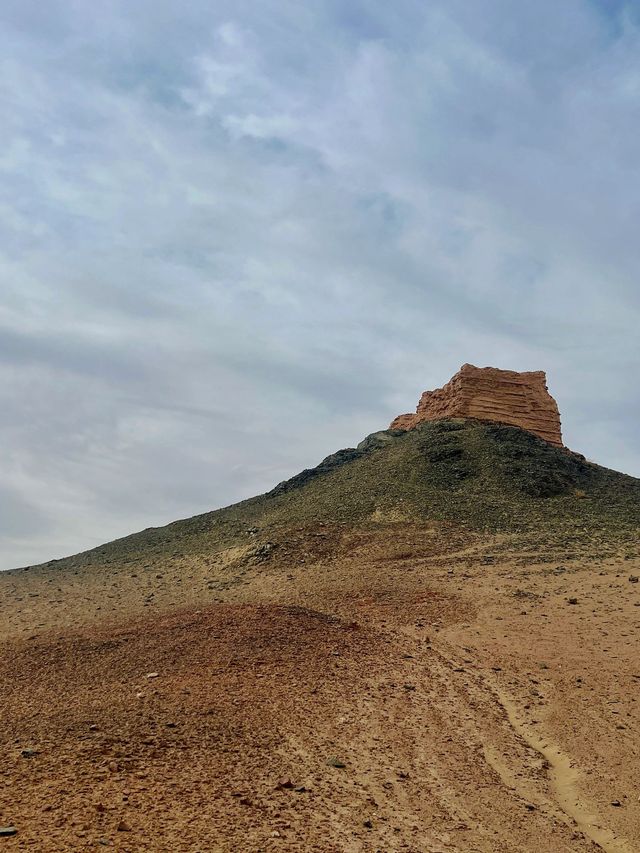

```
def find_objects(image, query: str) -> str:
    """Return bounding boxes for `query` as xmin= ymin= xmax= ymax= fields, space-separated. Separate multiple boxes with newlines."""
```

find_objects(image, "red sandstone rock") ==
xmin=390 ymin=364 xmax=563 ymax=447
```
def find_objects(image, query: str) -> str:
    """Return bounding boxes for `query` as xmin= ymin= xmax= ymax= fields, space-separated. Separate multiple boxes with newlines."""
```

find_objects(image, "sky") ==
xmin=1 ymin=0 xmax=639 ymax=570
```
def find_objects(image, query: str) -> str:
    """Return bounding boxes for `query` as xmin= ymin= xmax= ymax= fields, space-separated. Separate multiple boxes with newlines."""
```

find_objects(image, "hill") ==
xmin=1 ymin=418 xmax=639 ymax=852
xmin=8 ymin=418 xmax=639 ymax=577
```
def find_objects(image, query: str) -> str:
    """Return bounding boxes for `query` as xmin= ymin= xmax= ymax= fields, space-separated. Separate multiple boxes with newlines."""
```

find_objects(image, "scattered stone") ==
xmin=20 ymin=748 xmax=38 ymax=758
xmin=403 ymin=683 xmax=416 ymax=691
xmin=249 ymin=542 xmax=276 ymax=562
xmin=145 ymin=672 xmax=159 ymax=679
xmin=326 ymin=757 xmax=346 ymax=768
xmin=116 ymin=820 xmax=132 ymax=832
xmin=276 ymin=777 xmax=295 ymax=790
xmin=0 ymin=828 xmax=17 ymax=837
xmin=363 ymin=819 xmax=373 ymax=829
xmin=89 ymin=724 xmax=99 ymax=731
xmin=567 ymin=598 xmax=579 ymax=605
xmin=610 ymin=800 xmax=622 ymax=807
xmin=629 ymin=575 xmax=639 ymax=584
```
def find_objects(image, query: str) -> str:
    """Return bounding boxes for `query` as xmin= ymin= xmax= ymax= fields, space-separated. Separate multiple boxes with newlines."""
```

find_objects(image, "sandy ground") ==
xmin=1 ymin=522 xmax=638 ymax=852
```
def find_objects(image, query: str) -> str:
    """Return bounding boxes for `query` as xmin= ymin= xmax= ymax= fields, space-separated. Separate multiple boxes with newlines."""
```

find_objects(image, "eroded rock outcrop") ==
xmin=390 ymin=364 xmax=563 ymax=447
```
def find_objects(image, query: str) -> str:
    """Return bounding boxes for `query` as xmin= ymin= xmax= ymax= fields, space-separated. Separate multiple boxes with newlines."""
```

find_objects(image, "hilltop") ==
xmin=391 ymin=364 xmax=563 ymax=447
xmin=1 ymin=373 xmax=639 ymax=852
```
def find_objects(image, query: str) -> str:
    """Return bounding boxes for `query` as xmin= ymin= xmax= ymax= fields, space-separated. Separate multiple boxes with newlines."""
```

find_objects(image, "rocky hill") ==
xmin=7 ymin=419 xmax=635 ymax=605
xmin=1 ymin=381 xmax=639 ymax=852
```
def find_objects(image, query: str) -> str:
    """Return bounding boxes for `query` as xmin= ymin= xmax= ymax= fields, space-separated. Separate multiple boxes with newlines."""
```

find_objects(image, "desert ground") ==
xmin=2 ymin=518 xmax=639 ymax=852
xmin=2 ymin=421 xmax=639 ymax=851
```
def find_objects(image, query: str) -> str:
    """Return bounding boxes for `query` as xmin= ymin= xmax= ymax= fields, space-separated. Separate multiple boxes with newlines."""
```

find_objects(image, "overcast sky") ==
xmin=1 ymin=0 xmax=639 ymax=570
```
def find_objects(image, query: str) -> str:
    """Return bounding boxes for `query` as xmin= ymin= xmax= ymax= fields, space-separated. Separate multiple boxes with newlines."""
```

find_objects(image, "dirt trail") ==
xmin=494 ymin=686 xmax=632 ymax=853
xmin=401 ymin=631 xmax=631 ymax=853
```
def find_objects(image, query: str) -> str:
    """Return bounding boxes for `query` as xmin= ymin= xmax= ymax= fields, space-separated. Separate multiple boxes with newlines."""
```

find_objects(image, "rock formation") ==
xmin=390 ymin=364 xmax=563 ymax=447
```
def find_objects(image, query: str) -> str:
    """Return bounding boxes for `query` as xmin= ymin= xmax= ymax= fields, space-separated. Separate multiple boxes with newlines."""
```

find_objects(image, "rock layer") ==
xmin=390 ymin=364 xmax=563 ymax=447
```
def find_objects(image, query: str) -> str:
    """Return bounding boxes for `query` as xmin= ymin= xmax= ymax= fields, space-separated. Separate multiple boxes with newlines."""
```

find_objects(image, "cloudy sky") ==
xmin=1 ymin=0 xmax=639 ymax=570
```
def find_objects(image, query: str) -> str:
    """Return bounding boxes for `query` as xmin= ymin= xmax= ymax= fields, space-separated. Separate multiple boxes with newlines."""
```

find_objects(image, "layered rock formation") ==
xmin=390 ymin=364 xmax=563 ymax=447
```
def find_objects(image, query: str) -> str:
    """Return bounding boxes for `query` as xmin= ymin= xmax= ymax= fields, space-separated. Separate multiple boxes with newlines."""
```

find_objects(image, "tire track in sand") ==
xmin=491 ymin=684 xmax=632 ymax=853
xmin=492 ymin=685 xmax=634 ymax=853
xmin=424 ymin=638 xmax=632 ymax=853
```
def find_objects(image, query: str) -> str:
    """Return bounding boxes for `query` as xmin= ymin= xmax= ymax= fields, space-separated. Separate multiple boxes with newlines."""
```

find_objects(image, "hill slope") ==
xmin=10 ymin=418 xmax=640 ymax=571
xmin=1 ymin=419 xmax=639 ymax=852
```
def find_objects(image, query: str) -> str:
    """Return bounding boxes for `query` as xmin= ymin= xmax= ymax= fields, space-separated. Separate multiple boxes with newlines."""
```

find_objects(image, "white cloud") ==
xmin=0 ymin=0 xmax=639 ymax=568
